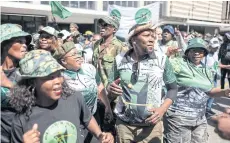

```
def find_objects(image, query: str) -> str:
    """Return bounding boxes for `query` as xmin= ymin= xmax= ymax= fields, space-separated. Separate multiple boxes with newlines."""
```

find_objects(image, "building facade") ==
xmin=1 ymin=1 xmax=229 ymax=34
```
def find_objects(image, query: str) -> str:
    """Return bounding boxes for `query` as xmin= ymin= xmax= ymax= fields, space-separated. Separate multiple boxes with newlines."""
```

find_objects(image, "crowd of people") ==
xmin=1 ymin=14 xmax=230 ymax=143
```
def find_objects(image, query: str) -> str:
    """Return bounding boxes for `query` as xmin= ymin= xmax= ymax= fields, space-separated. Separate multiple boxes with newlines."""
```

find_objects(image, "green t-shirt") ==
xmin=63 ymin=63 xmax=100 ymax=114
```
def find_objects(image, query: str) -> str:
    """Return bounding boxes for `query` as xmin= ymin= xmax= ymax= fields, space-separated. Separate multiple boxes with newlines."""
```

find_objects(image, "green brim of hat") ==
xmin=20 ymin=62 xmax=65 ymax=79
xmin=185 ymin=44 xmax=208 ymax=56
xmin=1 ymin=31 xmax=32 ymax=45
xmin=38 ymin=30 xmax=57 ymax=37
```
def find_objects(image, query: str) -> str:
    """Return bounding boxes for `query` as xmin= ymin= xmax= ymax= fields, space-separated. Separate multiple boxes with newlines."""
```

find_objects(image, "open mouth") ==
xmin=53 ymin=88 xmax=62 ymax=95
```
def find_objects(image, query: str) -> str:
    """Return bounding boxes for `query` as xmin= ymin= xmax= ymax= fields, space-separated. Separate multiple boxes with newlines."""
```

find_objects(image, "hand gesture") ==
xmin=145 ymin=107 xmax=166 ymax=125
xmin=23 ymin=124 xmax=40 ymax=143
xmin=107 ymin=78 xmax=122 ymax=95
xmin=99 ymin=132 xmax=114 ymax=143
xmin=174 ymin=28 xmax=181 ymax=36
xmin=166 ymin=47 xmax=179 ymax=57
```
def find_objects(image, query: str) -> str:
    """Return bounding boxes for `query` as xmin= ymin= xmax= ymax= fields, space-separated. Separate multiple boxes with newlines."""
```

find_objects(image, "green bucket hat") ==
xmin=38 ymin=26 xmax=58 ymax=37
xmin=53 ymin=42 xmax=83 ymax=59
xmin=185 ymin=38 xmax=208 ymax=56
xmin=0 ymin=23 xmax=32 ymax=45
xmin=98 ymin=16 xmax=120 ymax=29
xmin=19 ymin=50 xmax=65 ymax=79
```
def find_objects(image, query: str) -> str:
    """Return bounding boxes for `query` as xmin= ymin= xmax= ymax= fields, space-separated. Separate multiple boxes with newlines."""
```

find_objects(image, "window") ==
xmin=103 ymin=1 xmax=108 ymax=11
xmin=128 ymin=1 xmax=133 ymax=7
xmin=68 ymin=1 xmax=96 ymax=10
xmin=109 ymin=1 xmax=114 ymax=5
xmin=79 ymin=1 xmax=87 ymax=9
xmin=70 ymin=1 xmax=78 ymax=8
xmin=122 ymin=1 xmax=127 ymax=7
xmin=10 ymin=15 xmax=22 ymax=21
xmin=61 ymin=1 xmax=69 ymax=7
xmin=115 ymin=1 xmax=120 ymax=6
xmin=88 ymin=1 xmax=95 ymax=10
xmin=103 ymin=1 xmax=139 ymax=11
xmin=41 ymin=1 xmax=49 ymax=5
xmin=144 ymin=1 xmax=156 ymax=6
xmin=134 ymin=1 xmax=138 ymax=7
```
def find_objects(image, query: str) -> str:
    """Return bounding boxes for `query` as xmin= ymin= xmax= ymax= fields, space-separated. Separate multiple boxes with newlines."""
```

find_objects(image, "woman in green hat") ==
xmin=0 ymin=23 xmax=32 ymax=143
xmin=164 ymin=38 xmax=230 ymax=143
xmin=9 ymin=50 xmax=114 ymax=143
xmin=53 ymin=42 xmax=113 ymax=142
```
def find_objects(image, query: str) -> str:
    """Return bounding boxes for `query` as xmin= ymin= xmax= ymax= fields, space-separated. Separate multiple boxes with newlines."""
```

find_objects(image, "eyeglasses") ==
xmin=64 ymin=51 xmax=83 ymax=59
xmin=131 ymin=62 xmax=139 ymax=84
xmin=39 ymin=33 xmax=53 ymax=39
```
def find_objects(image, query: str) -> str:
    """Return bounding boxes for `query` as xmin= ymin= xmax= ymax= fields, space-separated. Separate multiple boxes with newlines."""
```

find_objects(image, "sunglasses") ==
xmin=131 ymin=62 xmax=139 ymax=84
xmin=99 ymin=22 xmax=112 ymax=28
xmin=39 ymin=33 xmax=53 ymax=39
xmin=190 ymin=49 xmax=205 ymax=53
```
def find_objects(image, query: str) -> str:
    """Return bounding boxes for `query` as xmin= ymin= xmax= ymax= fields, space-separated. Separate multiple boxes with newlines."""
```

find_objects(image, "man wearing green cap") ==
xmin=164 ymin=38 xmax=230 ymax=143
xmin=92 ymin=15 xmax=128 ymax=90
xmin=37 ymin=26 xmax=59 ymax=55
xmin=0 ymin=23 xmax=32 ymax=143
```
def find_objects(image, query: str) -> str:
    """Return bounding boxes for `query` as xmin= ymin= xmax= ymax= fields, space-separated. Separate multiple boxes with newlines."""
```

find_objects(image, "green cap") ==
xmin=98 ymin=16 xmax=120 ymax=29
xmin=53 ymin=42 xmax=83 ymax=59
xmin=0 ymin=23 xmax=32 ymax=45
xmin=19 ymin=50 xmax=65 ymax=79
xmin=38 ymin=26 xmax=58 ymax=37
xmin=185 ymin=38 xmax=208 ymax=56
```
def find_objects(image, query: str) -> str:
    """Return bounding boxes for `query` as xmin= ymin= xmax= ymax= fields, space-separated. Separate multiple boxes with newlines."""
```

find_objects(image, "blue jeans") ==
xmin=207 ymin=74 xmax=217 ymax=110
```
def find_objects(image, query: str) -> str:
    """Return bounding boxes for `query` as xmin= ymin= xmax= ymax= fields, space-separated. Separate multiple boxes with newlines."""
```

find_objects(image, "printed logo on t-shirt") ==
xmin=43 ymin=120 xmax=77 ymax=143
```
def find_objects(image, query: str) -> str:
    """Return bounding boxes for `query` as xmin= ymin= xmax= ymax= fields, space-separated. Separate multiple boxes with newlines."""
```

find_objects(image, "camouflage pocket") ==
xmin=102 ymin=55 xmax=115 ymax=69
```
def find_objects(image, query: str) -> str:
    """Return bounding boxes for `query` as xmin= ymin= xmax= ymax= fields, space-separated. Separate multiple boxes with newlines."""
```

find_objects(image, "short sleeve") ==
xmin=11 ymin=115 xmax=24 ymax=143
xmin=76 ymin=91 xmax=92 ymax=127
xmin=163 ymin=57 xmax=177 ymax=84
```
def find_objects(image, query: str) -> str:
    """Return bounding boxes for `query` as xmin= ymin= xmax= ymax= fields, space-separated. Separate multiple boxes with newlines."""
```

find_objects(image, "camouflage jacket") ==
xmin=92 ymin=36 xmax=128 ymax=87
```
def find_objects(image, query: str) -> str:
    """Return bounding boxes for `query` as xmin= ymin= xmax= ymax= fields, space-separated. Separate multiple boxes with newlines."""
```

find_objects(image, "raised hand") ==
xmin=23 ymin=124 xmax=40 ymax=143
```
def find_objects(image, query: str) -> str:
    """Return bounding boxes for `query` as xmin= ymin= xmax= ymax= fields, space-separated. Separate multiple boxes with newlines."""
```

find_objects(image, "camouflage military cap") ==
xmin=38 ymin=26 xmax=58 ymax=37
xmin=19 ymin=50 xmax=65 ymax=79
xmin=53 ymin=42 xmax=76 ymax=59
xmin=127 ymin=22 xmax=157 ymax=46
xmin=98 ymin=16 xmax=120 ymax=29
xmin=0 ymin=23 xmax=32 ymax=45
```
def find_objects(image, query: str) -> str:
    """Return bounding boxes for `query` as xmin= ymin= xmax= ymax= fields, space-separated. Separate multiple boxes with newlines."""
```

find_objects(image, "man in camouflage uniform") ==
xmin=92 ymin=16 xmax=128 ymax=134
xmin=92 ymin=16 xmax=128 ymax=90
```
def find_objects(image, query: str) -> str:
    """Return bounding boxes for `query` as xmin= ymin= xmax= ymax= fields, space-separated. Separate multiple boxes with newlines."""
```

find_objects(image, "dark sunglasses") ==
xmin=39 ymin=33 xmax=53 ymax=39
xmin=99 ymin=22 xmax=111 ymax=28
xmin=131 ymin=62 xmax=139 ymax=84
xmin=190 ymin=48 xmax=205 ymax=53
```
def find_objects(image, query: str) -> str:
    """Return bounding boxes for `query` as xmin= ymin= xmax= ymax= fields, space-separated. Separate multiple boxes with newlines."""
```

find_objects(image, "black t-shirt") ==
xmin=11 ymin=91 xmax=92 ymax=143
xmin=1 ymin=68 xmax=21 ymax=143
